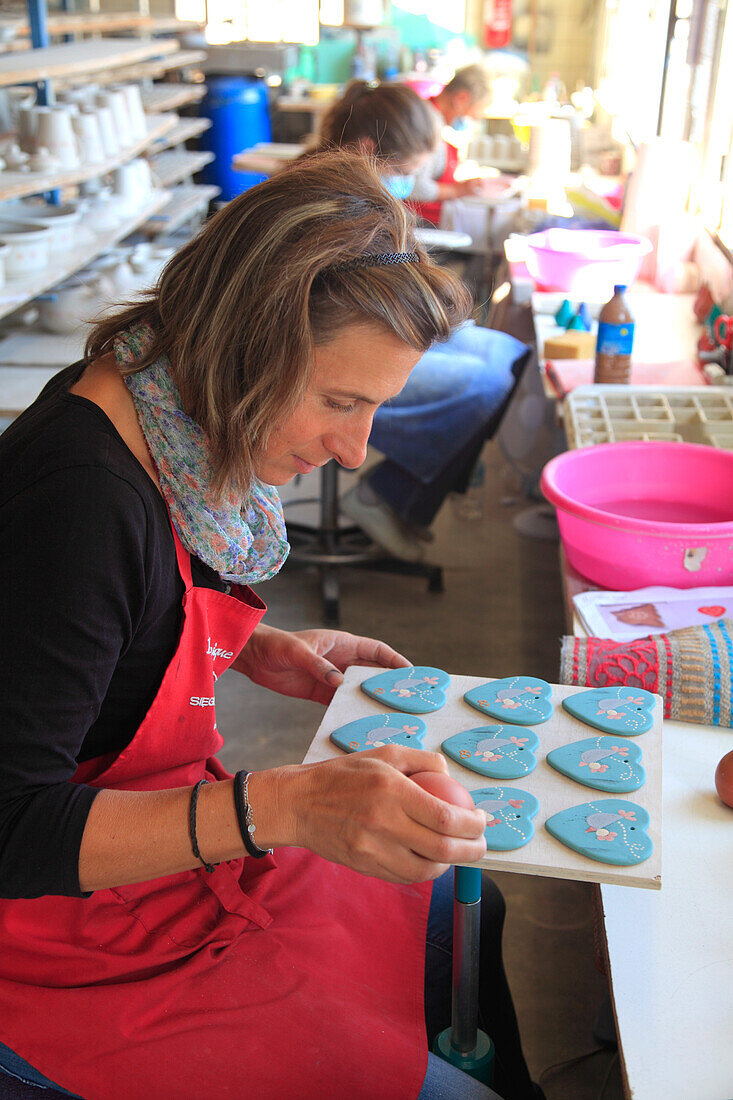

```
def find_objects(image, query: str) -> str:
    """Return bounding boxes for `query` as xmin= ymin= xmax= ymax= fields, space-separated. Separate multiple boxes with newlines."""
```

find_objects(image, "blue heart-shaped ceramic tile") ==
xmin=562 ymin=687 xmax=657 ymax=735
xmin=442 ymin=726 xmax=539 ymax=780
xmin=463 ymin=676 xmax=553 ymax=725
xmin=360 ymin=666 xmax=450 ymax=714
xmin=546 ymin=736 xmax=645 ymax=793
xmin=545 ymin=798 xmax=652 ymax=866
xmin=470 ymin=786 xmax=539 ymax=850
xmin=330 ymin=714 xmax=427 ymax=753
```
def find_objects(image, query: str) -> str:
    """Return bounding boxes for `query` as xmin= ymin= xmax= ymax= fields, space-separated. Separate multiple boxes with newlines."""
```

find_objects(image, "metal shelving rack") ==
xmin=0 ymin=1 xmax=219 ymax=331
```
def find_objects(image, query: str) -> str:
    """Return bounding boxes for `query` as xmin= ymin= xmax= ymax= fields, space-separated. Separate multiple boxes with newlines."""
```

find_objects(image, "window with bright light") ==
xmin=392 ymin=0 xmax=466 ymax=35
xmin=595 ymin=0 xmax=670 ymax=148
xmin=175 ymin=0 xmax=206 ymax=21
xmin=175 ymin=0 xmax=320 ymax=46
xmin=599 ymin=0 xmax=733 ymax=250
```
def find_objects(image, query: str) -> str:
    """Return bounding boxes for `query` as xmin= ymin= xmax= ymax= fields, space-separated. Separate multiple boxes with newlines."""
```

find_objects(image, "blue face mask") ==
xmin=451 ymin=116 xmax=471 ymax=131
xmin=385 ymin=174 xmax=416 ymax=200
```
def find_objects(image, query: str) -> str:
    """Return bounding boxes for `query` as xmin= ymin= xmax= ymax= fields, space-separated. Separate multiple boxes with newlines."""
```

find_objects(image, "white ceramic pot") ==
xmin=13 ymin=201 xmax=83 ymax=254
xmin=28 ymin=146 xmax=61 ymax=173
xmin=96 ymin=89 xmax=132 ymax=150
xmin=130 ymin=243 xmax=174 ymax=286
xmin=35 ymin=106 xmax=80 ymax=169
xmin=95 ymin=104 xmax=119 ymax=158
xmin=2 ymin=142 xmax=30 ymax=171
xmin=0 ymin=220 xmax=52 ymax=278
xmin=112 ymin=159 xmax=147 ymax=213
xmin=81 ymin=189 xmax=125 ymax=232
xmin=72 ymin=108 xmax=106 ymax=166
xmin=116 ymin=84 xmax=147 ymax=143
xmin=17 ymin=105 xmax=37 ymax=154
xmin=92 ymin=254 xmax=139 ymax=296
xmin=58 ymin=85 xmax=99 ymax=111
xmin=38 ymin=278 xmax=101 ymax=335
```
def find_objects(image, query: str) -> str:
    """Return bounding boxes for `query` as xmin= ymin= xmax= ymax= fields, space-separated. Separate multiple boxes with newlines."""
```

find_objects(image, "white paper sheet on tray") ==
xmin=573 ymin=585 xmax=733 ymax=641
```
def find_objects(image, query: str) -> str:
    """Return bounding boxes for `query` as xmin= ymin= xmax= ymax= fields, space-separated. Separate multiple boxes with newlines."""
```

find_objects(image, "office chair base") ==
xmin=287 ymin=520 xmax=443 ymax=625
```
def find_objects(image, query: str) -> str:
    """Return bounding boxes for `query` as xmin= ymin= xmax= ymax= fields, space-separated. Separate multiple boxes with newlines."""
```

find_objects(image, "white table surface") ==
xmin=601 ymin=718 xmax=733 ymax=1100
xmin=560 ymin=558 xmax=733 ymax=1097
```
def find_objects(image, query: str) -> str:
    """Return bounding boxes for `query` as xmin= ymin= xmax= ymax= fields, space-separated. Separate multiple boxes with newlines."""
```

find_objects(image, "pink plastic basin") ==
xmin=540 ymin=441 xmax=733 ymax=590
xmin=524 ymin=229 xmax=652 ymax=295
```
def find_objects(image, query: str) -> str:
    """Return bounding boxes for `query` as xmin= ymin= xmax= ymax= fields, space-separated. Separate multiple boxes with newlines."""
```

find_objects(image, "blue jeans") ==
xmin=0 ymin=872 xmax=531 ymax=1100
xmin=0 ymin=1040 xmax=79 ymax=1095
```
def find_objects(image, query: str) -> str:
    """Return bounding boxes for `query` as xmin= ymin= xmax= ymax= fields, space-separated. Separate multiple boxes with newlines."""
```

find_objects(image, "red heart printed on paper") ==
xmin=698 ymin=605 xmax=726 ymax=617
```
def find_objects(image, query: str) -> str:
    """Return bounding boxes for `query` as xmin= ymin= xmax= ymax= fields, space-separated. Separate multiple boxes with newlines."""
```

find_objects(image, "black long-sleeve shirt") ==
xmin=0 ymin=364 xmax=223 ymax=899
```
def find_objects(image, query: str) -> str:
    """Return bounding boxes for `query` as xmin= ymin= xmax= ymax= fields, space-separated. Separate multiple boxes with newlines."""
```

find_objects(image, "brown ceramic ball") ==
xmin=714 ymin=750 xmax=733 ymax=808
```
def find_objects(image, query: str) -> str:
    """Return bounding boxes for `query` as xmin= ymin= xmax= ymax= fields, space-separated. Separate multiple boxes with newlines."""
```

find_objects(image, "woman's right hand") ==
xmin=249 ymin=748 xmax=488 ymax=885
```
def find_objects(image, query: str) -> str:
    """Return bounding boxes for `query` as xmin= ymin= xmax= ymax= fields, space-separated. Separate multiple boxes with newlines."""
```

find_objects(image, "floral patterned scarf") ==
xmin=116 ymin=322 xmax=289 ymax=585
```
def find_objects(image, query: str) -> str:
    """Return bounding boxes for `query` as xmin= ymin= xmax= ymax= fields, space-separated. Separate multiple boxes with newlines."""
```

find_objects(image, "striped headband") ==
xmin=327 ymin=251 xmax=419 ymax=274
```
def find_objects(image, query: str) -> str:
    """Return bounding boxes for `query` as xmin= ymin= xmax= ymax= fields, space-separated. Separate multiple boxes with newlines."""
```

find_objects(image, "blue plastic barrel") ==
xmin=199 ymin=76 xmax=272 ymax=201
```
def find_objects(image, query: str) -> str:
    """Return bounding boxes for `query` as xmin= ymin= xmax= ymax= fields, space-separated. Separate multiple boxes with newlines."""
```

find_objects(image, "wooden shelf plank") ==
xmin=232 ymin=142 xmax=303 ymax=175
xmin=150 ymin=117 xmax=211 ymax=153
xmin=74 ymin=50 xmax=207 ymax=87
xmin=0 ymin=114 xmax=177 ymax=203
xmin=0 ymin=37 xmax=179 ymax=88
xmin=15 ymin=12 xmax=153 ymax=36
xmin=141 ymin=83 xmax=207 ymax=114
xmin=150 ymin=149 xmax=214 ymax=189
xmin=0 ymin=189 xmax=172 ymax=324
xmin=10 ymin=14 xmax=205 ymax=39
xmin=142 ymin=183 xmax=220 ymax=237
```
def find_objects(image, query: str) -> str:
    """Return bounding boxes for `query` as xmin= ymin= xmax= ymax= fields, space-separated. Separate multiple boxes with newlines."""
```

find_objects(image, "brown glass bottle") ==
xmin=594 ymin=284 xmax=635 ymax=384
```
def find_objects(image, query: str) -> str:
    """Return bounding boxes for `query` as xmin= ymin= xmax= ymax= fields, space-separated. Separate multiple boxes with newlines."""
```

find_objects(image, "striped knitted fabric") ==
xmin=560 ymin=619 xmax=733 ymax=727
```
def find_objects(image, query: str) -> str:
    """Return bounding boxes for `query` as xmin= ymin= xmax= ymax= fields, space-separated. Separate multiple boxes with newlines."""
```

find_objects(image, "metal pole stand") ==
xmin=432 ymin=866 xmax=495 ymax=1085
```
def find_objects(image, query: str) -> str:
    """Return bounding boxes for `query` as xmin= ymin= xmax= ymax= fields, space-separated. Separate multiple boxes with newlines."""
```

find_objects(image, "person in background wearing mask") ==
xmin=316 ymin=80 xmax=438 ymax=202
xmin=409 ymin=64 xmax=493 ymax=225
xmin=307 ymin=80 xmax=529 ymax=564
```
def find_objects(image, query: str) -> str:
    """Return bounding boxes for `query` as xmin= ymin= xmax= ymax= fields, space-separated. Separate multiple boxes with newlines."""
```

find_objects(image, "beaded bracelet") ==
xmin=234 ymin=770 xmax=273 ymax=859
xmin=189 ymin=779 xmax=217 ymax=873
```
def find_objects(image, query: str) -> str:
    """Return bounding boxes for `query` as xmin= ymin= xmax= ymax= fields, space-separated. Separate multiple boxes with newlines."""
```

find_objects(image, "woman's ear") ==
xmin=355 ymin=136 xmax=376 ymax=155
xmin=451 ymin=90 xmax=473 ymax=117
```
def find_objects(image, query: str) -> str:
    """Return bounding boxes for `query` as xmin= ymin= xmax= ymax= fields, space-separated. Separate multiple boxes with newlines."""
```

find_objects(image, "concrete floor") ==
xmin=215 ymin=439 xmax=625 ymax=1100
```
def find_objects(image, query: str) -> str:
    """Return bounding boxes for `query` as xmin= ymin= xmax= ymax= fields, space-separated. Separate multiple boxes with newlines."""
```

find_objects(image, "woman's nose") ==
xmin=326 ymin=416 xmax=372 ymax=469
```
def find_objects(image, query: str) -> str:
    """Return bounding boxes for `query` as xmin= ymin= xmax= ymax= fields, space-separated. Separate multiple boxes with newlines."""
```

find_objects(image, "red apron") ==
xmin=407 ymin=102 xmax=460 ymax=226
xmin=0 ymin=524 xmax=431 ymax=1099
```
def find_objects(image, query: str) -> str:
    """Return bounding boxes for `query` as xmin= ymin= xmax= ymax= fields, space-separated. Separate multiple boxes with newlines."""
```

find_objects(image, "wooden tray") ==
xmin=303 ymin=666 xmax=663 ymax=890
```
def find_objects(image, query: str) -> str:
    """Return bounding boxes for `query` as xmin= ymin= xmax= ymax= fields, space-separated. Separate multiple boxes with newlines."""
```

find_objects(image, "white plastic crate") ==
xmin=565 ymin=385 xmax=733 ymax=450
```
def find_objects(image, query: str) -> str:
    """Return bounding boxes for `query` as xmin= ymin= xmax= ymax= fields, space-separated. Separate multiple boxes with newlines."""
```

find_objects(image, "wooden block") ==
xmin=543 ymin=330 xmax=598 ymax=359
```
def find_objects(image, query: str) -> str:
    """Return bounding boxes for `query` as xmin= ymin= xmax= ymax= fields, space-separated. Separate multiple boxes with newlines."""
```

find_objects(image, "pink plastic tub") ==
xmin=524 ymin=229 xmax=652 ymax=295
xmin=540 ymin=441 xmax=733 ymax=590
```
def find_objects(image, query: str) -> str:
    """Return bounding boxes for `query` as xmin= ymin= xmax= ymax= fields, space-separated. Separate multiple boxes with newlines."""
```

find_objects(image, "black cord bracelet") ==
xmin=234 ymin=770 xmax=272 ymax=859
xmin=189 ymin=779 xmax=217 ymax=873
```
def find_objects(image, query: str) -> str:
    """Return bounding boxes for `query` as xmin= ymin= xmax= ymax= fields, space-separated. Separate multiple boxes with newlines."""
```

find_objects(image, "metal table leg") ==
xmin=433 ymin=866 xmax=495 ymax=1085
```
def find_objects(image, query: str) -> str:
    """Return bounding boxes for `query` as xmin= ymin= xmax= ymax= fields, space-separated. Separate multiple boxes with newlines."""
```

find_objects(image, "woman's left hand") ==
xmin=233 ymin=624 xmax=411 ymax=704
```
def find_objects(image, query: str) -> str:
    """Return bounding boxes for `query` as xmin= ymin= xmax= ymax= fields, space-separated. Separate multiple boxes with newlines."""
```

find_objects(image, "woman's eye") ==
xmin=326 ymin=399 xmax=355 ymax=413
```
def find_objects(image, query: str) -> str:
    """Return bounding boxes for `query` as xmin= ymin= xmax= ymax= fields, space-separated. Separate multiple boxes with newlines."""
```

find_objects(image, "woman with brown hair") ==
xmin=316 ymin=78 xmax=439 ymax=198
xmin=0 ymin=151 xmax=537 ymax=1100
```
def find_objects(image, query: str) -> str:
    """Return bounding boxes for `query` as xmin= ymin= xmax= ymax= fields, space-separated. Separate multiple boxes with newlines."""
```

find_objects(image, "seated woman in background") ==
xmin=315 ymin=78 xmax=439 ymax=200
xmin=310 ymin=80 xmax=530 ymax=562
